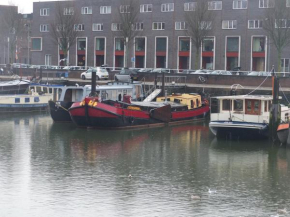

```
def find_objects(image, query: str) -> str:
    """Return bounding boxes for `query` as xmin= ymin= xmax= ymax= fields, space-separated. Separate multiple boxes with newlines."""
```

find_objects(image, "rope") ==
xmin=56 ymin=104 xmax=69 ymax=112
xmin=279 ymin=83 xmax=290 ymax=105
xmin=246 ymin=74 xmax=270 ymax=95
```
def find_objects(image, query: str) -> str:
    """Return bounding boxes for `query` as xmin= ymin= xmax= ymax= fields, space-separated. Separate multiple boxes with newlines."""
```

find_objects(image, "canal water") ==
xmin=1 ymin=113 xmax=290 ymax=217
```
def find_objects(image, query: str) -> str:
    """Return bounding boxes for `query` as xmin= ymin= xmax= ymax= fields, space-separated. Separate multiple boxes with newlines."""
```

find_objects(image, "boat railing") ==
xmin=211 ymin=112 xmax=269 ymax=124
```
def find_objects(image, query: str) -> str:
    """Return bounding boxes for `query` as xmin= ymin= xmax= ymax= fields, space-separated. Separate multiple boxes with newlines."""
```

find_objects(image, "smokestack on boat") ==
xmin=91 ymin=68 xmax=96 ymax=97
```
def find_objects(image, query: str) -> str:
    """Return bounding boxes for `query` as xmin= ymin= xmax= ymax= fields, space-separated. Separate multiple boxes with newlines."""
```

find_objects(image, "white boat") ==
xmin=209 ymin=95 xmax=290 ymax=139
xmin=0 ymin=90 xmax=52 ymax=113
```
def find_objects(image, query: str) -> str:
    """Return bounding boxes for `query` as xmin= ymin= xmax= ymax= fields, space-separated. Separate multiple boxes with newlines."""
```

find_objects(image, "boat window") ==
xmin=101 ymin=90 xmax=107 ymax=100
xmin=191 ymin=100 xmax=194 ymax=108
xmin=49 ymin=88 xmax=53 ymax=94
xmin=15 ymin=98 xmax=20 ymax=103
xmin=196 ymin=99 xmax=199 ymax=107
xmin=64 ymin=89 xmax=72 ymax=102
xmin=36 ymin=87 xmax=42 ymax=93
xmin=222 ymin=99 xmax=231 ymax=111
xmin=234 ymin=99 xmax=243 ymax=111
xmin=254 ymin=101 xmax=259 ymax=111
xmin=127 ymin=90 xmax=132 ymax=97
xmin=111 ymin=90 xmax=117 ymax=100
xmin=268 ymin=101 xmax=272 ymax=111
xmin=247 ymin=101 xmax=251 ymax=112
xmin=25 ymin=98 xmax=30 ymax=103
xmin=58 ymin=88 xmax=62 ymax=100
xmin=174 ymin=99 xmax=180 ymax=103
xmin=34 ymin=97 xmax=40 ymax=102
xmin=43 ymin=87 xmax=48 ymax=93
xmin=285 ymin=113 xmax=289 ymax=122
xmin=74 ymin=89 xmax=84 ymax=101
xmin=264 ymin=101 xmax=268 ymax=112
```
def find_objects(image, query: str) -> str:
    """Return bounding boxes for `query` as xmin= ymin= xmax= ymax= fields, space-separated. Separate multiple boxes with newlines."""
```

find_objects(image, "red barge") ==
xmin=68 ymin=93 xmax=210 ymax=129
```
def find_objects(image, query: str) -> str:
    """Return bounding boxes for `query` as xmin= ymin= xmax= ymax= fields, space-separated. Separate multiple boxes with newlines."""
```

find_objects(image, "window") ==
xmin=64 ymin=7 xmax=74 ymax=15
xmin=248 ymin=20 xmax=263 ymax=29
xmin=203 ymin=38 xmax=214 ymax=51
xmin=156 ymin=38 xmax=167 ymax=51
xmin=15 ymin=98 xmax=20 ymax=103
xmin=92 ymin=23 xmax=103 ymax=31
xmin=227 ymin=37 xmax=239 ymax=52
xmin=281 ymin=58 xmax=290 ymax=72
xmin=25 ymin=98 xmax=30 ymax=103
xmin=222 ymin=99 xmax=231 ymax=111
xmin=287 ymin=0 xmax=290 ymax=7
xmin=184 ymin=2 xmax=197 ymax=11
xmin=31 ymin=38 xmax=42 ymax=51
xmin=45 ymin=54 xmax=51 ymax=65
xmin=161 ymin=3 xmax=174 ymax=12
xmin=40 ymin=24 xmax=49 ymax=32
xmin=34 ymin=97 xmax=40 ymax=102
xmin=175 ymin=22 xmax=187 ymax=30
xmin=199 ymin=21 xmax=212 ymax=30
xmin=222 ymin=20 xmax=237 ymax=29
xmin=77 ymin=38 xmax=86 ymax=50
xmin=56 ymin=24 xmax=65 ymax=31
xmin=81 ymin=7 xmax=92 ymax=14
xmin=179 ymin=38 xmax=190 ymax=51
xmin=275 ymin=19 xmax=290 ymax=28
xmin=74 ymin=24 xmax=84 ymax=31
xmin=40 ymin=8 xmax=49 ymax=16
xmin=120 ymin=5 xmax=130 ymax=13
xmin=152 ymin=22 xmax=165 ymax=30
xmin=234 ymin=100 xmax=243 ymax=111
xmin=140 ymin=4 xmax=152 ymax=12
xmin=133 ymin=23 xmax=144 ymax=31
xmin=233 ymin=0 xmax=247 ymax=9
xmin=111 ymin=23 xmax=122 ymax=31
xmin=96 ymin=38 xmax=105 ymax=51
xmin=135 ymin=38 xmax=145 ymax=51
xmin=208 ymin=1 xmax=222 ymax=10
xmin=115 ymin=38 xmax=124 ymax=51
xmin=252 ymin=37 xmax=265 ymax=52
xmin=259 ymin=0 xmax=274 ymax=8
xmin=100 ymin=6 xmax=111 ymax=14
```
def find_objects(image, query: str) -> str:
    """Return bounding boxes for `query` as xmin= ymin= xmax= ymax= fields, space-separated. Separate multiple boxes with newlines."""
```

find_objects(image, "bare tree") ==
xmin=262 ymin=0 xmax=290 ymax=72
xmin=184 ymin=1 xmax=214 ymax=69
xmin=50 ymin=2 xmax=81 ymax=66
xmin=0 ymin=5 xmax=24 ymax=64
xmin=113 ymin=0 xmax=141 ymax=68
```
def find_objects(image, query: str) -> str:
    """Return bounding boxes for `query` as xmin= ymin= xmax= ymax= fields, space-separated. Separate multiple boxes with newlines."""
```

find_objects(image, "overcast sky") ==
xmin=0 ymin=0 xmax=57 ymax=13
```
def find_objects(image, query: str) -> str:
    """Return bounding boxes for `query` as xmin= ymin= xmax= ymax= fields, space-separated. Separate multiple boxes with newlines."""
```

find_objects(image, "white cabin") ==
xmin=211 ymin=95 xmax=290 ymax=124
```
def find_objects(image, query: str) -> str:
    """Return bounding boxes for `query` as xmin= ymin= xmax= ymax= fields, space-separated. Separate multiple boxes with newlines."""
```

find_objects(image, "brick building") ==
xmin=0 ymin=5 xmax=32 ymax=65
xmin=29 ymin=0 xmax=290 ymax=72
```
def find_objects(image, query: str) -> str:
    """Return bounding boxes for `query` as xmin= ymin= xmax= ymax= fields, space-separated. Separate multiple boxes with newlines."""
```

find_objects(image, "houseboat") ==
xmin=68 ymin=93 xmax=210 ymax=129
xmin=0 ymin=89 xmax=52 ymax=113
xmin=209 ymin=95 xmax=290 ymax=139
xmin=49 ymin=81 xmax=145 ymax=122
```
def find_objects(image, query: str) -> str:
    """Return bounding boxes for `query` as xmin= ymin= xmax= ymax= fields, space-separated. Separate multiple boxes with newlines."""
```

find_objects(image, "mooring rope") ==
xmin=246 ymin=74 xmax=270 ymax=95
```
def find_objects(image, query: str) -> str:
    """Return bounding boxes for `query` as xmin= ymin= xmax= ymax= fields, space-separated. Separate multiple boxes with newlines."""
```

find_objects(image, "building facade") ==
xmin=0 ymin=5 xmax=32 ymax=65
xmin=30 ymin=0 xmax=290 ymax=72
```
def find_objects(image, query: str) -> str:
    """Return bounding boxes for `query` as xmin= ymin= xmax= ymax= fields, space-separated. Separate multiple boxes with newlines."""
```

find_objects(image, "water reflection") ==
xmin=1 ymin=115 xmax=290 ymax=216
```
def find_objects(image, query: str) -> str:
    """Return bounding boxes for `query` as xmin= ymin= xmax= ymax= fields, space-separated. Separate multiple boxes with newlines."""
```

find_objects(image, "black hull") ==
xmin=213 ymin=127 xmax=269 ymax=140
xmin=49 ymin=101 xmax=73 ymax=122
